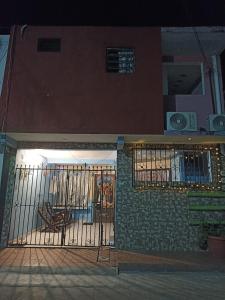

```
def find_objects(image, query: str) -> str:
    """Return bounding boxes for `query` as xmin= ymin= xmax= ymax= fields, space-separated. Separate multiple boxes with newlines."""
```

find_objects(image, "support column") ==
xmin=0 ymin=134 xmax=17 ymax=247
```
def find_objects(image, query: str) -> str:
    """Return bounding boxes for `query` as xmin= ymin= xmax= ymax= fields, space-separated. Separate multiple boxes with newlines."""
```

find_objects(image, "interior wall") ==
xmin=174 ymin=56 xmax=214 ymax=130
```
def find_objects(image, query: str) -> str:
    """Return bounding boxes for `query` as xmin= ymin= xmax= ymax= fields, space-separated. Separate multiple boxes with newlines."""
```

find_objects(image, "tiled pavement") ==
xmin=117 ymin=249 xmax=225 ymax=272
xmin=0 ymin=248 xmax=225 ymax=299
xmin=0 ymin=247 xmax=225 ymax=273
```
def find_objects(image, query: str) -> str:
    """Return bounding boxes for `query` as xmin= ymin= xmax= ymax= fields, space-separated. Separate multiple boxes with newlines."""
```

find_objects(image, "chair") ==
xmin=38 ymin=202 xmax=72 ymax=232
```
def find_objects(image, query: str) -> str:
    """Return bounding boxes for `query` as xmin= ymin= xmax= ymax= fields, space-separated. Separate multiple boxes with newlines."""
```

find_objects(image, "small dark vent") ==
xmin=106 ymin=48 xmax=135 ymax=74
xmin=37 ymin=38 xmax=61 ymax=52
xmin=162 ymin=56 xmax=174 ymax=62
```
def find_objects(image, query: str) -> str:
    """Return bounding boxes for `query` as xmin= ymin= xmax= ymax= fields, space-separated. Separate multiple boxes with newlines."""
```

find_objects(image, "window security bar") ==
xmin=132 ymin=144 xmax=222 ymax=191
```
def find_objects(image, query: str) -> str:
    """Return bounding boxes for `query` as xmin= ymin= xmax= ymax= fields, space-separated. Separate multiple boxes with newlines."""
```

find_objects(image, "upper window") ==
xmin=37 ymin=38 xmax=61 ymax=52
xmin=163 ymin=63 xmax=204 ymax=95
xmin=106 ymin=48 xmax=135 ymax=74
xmin=133 ymin=145 xmax=221 ymax=190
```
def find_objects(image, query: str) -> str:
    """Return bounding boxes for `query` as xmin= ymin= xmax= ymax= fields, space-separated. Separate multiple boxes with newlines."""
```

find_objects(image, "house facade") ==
xmin=0 ymin=26 xmax=225 ymax=251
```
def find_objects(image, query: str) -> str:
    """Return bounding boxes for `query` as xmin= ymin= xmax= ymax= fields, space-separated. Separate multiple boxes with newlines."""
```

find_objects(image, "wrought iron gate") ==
xmin=6 ymin=165 xmax=116 ymax=247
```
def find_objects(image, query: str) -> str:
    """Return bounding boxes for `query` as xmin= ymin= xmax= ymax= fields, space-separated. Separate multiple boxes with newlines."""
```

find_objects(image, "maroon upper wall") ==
xmin=2 ymin=26 xmax=163 ymax=134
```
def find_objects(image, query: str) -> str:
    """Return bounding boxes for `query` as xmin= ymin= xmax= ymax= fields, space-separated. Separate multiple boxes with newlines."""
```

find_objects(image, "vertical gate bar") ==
xmin=72 ymin=165 xmax=78 ymax=246
xmin=63 ymin=165 xmax=71 ymax=246
xmin=59 ymin=165 xmax=66 ymax=246
xmin=197 ymin=149 xmax=201 ymax=185
xmin=146 ymin=148 xmax=149 ymax=186
xmin=30 ymin=166 xmax=39 ymax=245
xmin=10 ymin=166 xmax=20 ymax=245
xmin=93 ymin=167 xmax=98 ymax=246
xmin=20 ymin=165 xmax=31 ymax=244
xmin=46 ymin=164 xmax=52 ymax=246
xmin=16 ymin=165 xmax=27 ymax=245
xmin=54 ymin=165 xmax=58 ymax=245
xmin=42 ymin=164 xmax=48 ymax=246
xmin=99 ymin=167 xmax=104 ymax=247
xmin=36 ymin=165 xmax=43 ymax=245
xmin=63 ymin=164 xmax=69 ymax=246
xmin=51 ymin=165 xmax=55 ymax=245
xmin=24 ymin=165 xmax=35 ymax=245
xmin=75 ymin=165 xmax=79 ymax=245
xmin=80 ymin=166 xmax=85 ymax=246
xmin=71 ymin=165 xmax=74 ymax=245
xmin=104 ymin=168 xmax=107 ymax=246
xmin=7 ymin=165 xmax=18 ymax=246
xmin=56 ymin=165 xmax=61 ymax=245
xmin=67 ymin=166 xmax=72 ymax=246
xmin=77 ymin=165 xmax=82 ymax=246
xmin=110 ymin=167 xmax=114 ymax=246
xmin=53 ymin=165 xmax=59 ymax=246
xmin=113 ymin=167 xmax=115 ymax=246
xmin=85 ymin=167 xmax=90 ymax=245
xmin=89 ymin=167 xmax=93 ymax=246
xmin=108 ymin=166 xmax=111 ymax=245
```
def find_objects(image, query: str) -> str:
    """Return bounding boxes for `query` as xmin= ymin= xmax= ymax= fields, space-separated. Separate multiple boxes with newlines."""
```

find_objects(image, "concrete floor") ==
xmin=9 ymin=221 xmax=114 ymax=247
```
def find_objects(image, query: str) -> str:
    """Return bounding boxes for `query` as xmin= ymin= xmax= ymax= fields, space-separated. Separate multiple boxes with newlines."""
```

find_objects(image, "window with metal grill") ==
xmin=37 ymin=38 xmax=61 ymax=52
xmin=133 ymin=145 xmax=221 ymax=190
xmin=106 ymin=48 xmax=135 ymax=73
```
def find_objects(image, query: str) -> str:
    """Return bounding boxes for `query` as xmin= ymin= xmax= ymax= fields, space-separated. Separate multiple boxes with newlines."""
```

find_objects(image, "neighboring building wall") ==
xmin=1 ymin=26 xmax=163 ymax=135
xmin=116 ymin=146 xmax=225 ymax=251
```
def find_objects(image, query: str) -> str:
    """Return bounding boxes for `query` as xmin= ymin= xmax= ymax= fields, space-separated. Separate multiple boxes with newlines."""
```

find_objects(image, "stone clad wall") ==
xmin=116 ymin=147 xmax=225 ymax=252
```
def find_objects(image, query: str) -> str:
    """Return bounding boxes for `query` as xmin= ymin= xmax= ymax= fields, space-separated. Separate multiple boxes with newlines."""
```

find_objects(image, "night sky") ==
xmin=0 ymin=0 xmax=225 ymax=31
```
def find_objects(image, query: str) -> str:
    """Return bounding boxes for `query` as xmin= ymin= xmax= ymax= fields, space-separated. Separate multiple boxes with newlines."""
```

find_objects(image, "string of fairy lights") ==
xmin=132 ymin=144 xmax=223 ymax=192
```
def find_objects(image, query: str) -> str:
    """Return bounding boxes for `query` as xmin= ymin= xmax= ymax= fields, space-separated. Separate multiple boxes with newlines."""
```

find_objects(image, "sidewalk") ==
xmin=0 ymin=247 xmax=225 ymax=273
xmin=117 ymin=250 xmax=225 ymax=272
xmin=0 ymin=248 xmax=225 ymax=299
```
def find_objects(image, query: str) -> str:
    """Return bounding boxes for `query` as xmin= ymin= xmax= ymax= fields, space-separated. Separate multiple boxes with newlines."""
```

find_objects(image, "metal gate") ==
xmin=6 ymin=165 xmax=116 ymax=247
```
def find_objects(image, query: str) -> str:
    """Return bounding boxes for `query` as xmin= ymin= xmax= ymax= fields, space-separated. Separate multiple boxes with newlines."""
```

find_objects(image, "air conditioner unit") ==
xmin=167 ymin=112 xmax=197 ymax=131
xmin=208 ymin=114 xmax=225 ymax=131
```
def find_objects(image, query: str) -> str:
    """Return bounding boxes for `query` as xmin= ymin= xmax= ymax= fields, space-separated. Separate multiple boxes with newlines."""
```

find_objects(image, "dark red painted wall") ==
xmin=2 ymin=26 xmax=163 ymax=134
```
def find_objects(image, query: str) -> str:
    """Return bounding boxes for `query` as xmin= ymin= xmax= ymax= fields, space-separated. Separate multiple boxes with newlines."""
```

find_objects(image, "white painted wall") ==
xmin=0 ymin=35 xmax=9 ymax=95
